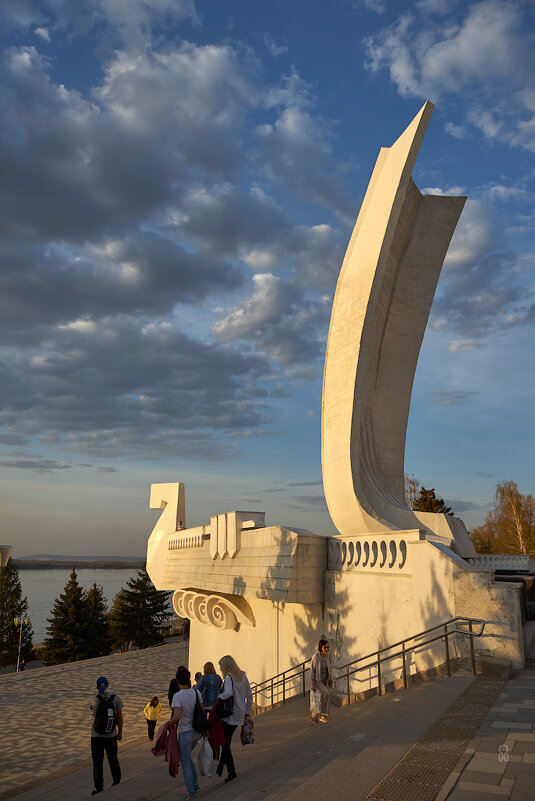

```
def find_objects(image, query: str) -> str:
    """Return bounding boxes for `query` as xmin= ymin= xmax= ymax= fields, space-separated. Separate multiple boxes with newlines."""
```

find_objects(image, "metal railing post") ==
xmin=255 ymin=685 xmax=258 ymax=712
xmin=303 ymin=664 xmax=306 ymax=697
xmin=469 ymin=620 xmax=476 ymax=674
xmin=444 ymin=624 xmax=451 ymax=677
xmin=377 ymin=654 xmax=382 ymax=696
xmin=402 ymin=641 xmax=407 ymax=689
xmin=347 ymin=668 xmax=350 ymax=704
xmin=283 ymin=671 xmax=286 ymax=705
xmin=271 ymin=677 xmax=274 ymax=708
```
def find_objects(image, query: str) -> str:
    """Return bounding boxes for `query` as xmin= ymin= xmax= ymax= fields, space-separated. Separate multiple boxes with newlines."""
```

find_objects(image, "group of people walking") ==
xmin=167 ymin=656 xmax=253 ymax=800
xmin=89 ymin=638 xmax=332 ymax=797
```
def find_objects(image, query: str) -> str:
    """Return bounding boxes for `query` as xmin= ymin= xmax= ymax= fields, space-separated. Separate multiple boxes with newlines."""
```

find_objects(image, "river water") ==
xmin=19 ymin=568 xmax=139 ymax=643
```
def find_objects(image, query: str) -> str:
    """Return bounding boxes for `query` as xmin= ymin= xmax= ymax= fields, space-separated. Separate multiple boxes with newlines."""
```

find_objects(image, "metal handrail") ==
xmin=251 ymin=616 xmax=485 ymax=711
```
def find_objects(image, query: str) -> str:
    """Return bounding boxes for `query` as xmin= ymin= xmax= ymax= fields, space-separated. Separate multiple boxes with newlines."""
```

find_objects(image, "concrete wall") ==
xmin=187 ymin=596 xmax=324 ymax=704
xmin=324 ymin=537 xmax=461 ymax=693
xmin=453 ymin=570 xmax=524 ymax=668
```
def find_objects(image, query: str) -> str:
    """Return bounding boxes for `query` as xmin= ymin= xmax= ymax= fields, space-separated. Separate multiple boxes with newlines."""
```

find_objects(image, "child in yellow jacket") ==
xmin=144 ymin=696 xmax=162 ymax=741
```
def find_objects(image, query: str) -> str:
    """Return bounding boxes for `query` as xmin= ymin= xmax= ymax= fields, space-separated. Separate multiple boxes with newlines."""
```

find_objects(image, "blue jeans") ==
xmin=178 ymin=728 xmax=202 ymax=796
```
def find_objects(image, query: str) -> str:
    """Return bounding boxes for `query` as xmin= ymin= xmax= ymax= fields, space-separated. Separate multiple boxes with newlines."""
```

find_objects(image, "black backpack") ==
xmin=94 ymin=694 xmax=117 ymax=734
xmin=192 ymin=689 xmax=209 ymax=734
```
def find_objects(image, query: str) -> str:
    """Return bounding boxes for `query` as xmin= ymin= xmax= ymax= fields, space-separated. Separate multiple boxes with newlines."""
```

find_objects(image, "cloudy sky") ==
xmin=1 ymin=0 xmax=534 ymax=557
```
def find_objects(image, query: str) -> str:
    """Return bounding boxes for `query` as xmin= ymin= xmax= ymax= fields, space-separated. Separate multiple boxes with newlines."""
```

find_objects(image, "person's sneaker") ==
xmin=92 ymin=791 xmax=102 ymax=796
xmin=311 ymin=715 xmax=319 ymax=726
xmin=319 ymin=715 xmax=328 ymax=723
xmin=194 ymin=783 xmax=200 ymax=793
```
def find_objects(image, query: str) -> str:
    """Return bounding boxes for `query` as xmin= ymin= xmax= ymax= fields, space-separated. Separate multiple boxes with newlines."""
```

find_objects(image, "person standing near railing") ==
xmin=310 ymin=639 xmax=333 ymax=724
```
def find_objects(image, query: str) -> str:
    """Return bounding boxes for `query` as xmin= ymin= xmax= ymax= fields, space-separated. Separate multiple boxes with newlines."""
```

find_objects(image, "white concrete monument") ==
xmin=146 ymin=103 xmax=527 ymax=702
xmin=322 ymin=101 xmax=475 ymax=558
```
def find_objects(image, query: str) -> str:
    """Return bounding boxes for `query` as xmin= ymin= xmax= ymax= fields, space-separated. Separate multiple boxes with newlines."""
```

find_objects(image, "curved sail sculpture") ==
xmin=322 ymin=101 xmax=475 ymax=556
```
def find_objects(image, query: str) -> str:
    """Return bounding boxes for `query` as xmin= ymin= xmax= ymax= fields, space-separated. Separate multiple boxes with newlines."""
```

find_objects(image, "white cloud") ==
xmin=448 ymin=339 xmax=478 ymax=352
xmin=258 ymin=72 xmax=356 ymax=223
xmin=364 ymin=1 xmax=535 ymax=152
xmin=445 ymin=121 xmax=466 ymax=139
xmin=34 ymin=26 xmax=50 ymax=41
xmin=213 ymin=274 xmax=296 ymax=343
xmin=213 ymin=273 xmax=331 ymax=368
xmin=98 ymin=0 xmax=197 ymax=47
xmin=481 ymin=184 xmax=532 ymax=203
xmin=0 ymin=18 xmax=358 ymax=461
xmin=431 ymin=200 xmax=533 ymax=339
xmin=351 ymin=0 xmax=386 ymax=12
xmin=264 ymin=34 xmax=288 ymax=57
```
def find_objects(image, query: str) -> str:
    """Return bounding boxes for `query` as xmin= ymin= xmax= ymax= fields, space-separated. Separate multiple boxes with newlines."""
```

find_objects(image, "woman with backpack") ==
xmin=169 ymin=666 xmax=205 ymax=801
xmin=216 ymin=655 xmax=253 ymax=784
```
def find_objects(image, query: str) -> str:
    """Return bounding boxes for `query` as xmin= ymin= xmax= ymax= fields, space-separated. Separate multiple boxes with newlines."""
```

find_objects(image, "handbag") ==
xmin=192 ymin=689 xmax=209 ymax=734
xmin=240 ymin=717 xmax=254 ymax=746
xmin=214 ymin=676 xmax=234 ymax=719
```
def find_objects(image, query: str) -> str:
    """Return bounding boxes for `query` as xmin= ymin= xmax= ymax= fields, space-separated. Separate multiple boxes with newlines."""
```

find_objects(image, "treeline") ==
xmin=0 ymin=560 xmax=172 ymax=669
xmin=406 ymin=475 xmax=534 ymax=556
xmin=15 ymin=560 xmax=145 ymax=570
xmin=470 ymin=480 xmax=534 ymax=555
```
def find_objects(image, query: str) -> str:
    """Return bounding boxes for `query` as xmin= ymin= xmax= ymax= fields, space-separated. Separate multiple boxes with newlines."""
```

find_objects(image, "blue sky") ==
xmin=1 ymin=0 xmax=534 ymax=556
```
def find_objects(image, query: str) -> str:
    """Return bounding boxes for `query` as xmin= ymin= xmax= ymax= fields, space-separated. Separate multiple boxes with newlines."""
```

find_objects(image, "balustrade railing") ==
xmin=250 ymin=616 xmax=485 ymax=711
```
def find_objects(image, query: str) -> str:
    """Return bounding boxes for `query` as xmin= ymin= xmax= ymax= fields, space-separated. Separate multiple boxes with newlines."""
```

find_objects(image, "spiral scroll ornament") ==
xmin=172 ymin=589 xmax=255 ymax=631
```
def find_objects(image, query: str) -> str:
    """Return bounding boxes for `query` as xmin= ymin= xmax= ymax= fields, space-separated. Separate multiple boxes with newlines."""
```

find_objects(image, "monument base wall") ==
xmin=188 ymin=597 xmax=323 ymax=706
xmin=324 ymin=535 xmax=525 ymax=694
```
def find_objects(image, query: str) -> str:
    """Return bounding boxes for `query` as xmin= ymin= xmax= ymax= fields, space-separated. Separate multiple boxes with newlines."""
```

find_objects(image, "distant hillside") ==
xmin=15 ymin=559 xmax=144 ymax=569
xmin=21 ymin=553 xmax=145 ymax=561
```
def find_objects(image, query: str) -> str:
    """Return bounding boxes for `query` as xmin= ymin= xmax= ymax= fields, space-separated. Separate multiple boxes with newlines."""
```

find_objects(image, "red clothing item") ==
xmin=208 ymin=703 xmax=226 ymax=760
xmin=151 ymin=721 xmax=180 ymax=777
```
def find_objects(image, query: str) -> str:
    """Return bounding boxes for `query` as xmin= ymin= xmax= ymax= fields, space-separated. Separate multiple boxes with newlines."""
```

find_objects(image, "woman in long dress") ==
xmin=310 ymin=638 xmax=333 ymax=724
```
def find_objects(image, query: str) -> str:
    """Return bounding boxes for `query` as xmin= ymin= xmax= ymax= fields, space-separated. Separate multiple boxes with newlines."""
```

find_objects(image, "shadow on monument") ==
xmin=243 ymin=526 xmax=358 ymax=705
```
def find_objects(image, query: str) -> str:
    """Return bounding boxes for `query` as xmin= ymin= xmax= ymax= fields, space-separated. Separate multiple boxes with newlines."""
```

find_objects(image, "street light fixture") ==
xmin=13 ymin=616 xmax=29 ymax=672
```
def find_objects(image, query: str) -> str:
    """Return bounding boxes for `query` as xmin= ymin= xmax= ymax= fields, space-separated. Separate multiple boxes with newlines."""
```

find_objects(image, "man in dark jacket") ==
xmin=90 ymin=676 xmax=123 ymax=795
xmin=168 ymin=664 xmax=188 ymax=711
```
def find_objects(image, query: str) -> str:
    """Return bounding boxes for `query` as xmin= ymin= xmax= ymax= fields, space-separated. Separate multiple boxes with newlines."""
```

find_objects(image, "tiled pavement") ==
xmin=438 ymin=668 xmax=535 ymax=801
xmin=0 ymin=641 xmax=188 ymax=800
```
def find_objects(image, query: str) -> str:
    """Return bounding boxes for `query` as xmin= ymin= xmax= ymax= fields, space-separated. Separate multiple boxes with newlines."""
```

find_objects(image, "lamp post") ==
xmin=14 ymin=616 xmax=29 ymax=672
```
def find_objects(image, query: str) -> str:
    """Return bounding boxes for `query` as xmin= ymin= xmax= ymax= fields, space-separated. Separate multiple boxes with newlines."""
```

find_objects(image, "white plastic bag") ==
xmin=197 ymin=735 xmax=213 ymax=777
xmin=310 ymin=689 xmax=321 ymax=717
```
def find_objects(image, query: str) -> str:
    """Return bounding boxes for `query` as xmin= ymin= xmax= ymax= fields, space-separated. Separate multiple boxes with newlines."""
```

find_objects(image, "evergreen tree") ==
xmin=0 ymin=558 xmax=33 ymax=668
xmin=41 ymin=567 xmax=90 ymax=665
xmin=86 ymin=583 xmax=110 ymax=657
xmin=412 ymin=486 xmax=453 ymax=516
xmin=109 ymin=567 xmax=170 ymax=650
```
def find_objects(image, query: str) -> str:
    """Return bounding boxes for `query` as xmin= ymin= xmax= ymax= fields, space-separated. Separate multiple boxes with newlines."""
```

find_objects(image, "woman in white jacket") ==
xmin=216 ymin=655 xmax=253 ymax=784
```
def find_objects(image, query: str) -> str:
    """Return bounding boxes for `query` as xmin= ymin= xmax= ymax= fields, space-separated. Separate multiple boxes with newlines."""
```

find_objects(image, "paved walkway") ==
xmin=438 ymin=667 xmax=535 ymax=801
xmin=2 ymin=649 xmax=535 ymax=801
xmin=0 ymin=641 xmax=189 ymax=799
